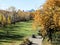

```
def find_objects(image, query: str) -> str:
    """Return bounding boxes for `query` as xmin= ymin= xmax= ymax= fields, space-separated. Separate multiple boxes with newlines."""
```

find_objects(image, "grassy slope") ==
xmin=0 ymin=20 xmax=37 ymax=45
xmin=14 ymin=20 xmax=37 ymax=36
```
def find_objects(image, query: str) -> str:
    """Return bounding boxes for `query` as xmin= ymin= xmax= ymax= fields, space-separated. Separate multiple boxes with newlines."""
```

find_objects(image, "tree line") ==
xmin=0 ymin=6 xmax=34 ymax=27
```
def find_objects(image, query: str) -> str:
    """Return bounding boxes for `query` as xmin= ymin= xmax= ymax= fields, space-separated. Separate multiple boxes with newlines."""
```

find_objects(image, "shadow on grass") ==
xmin=0 ymin=34 xmax=25 ymax=43
xmin=0 ymin=24 xmax=25 ymax=43
xmin=0 ymin=25 xmax=20 ymax=31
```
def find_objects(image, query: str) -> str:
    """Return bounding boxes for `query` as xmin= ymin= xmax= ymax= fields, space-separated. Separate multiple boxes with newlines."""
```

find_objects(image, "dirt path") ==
xmin=29 ymin=36 xmax=43 ymax=45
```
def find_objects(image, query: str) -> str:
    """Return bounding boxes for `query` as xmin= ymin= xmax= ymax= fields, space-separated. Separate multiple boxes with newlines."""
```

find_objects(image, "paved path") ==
xmin=29 ymin=36 xmax=43 ymax=45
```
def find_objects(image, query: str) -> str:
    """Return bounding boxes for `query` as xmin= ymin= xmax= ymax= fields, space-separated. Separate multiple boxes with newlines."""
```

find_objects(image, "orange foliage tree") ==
xmin=33 ymin=0 xmax=60 ymax=41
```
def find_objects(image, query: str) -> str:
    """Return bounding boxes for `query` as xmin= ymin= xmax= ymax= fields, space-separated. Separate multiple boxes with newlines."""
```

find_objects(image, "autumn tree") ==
xmin=1 ymin=15 xmax=6 ymax=27
xmin=33 ymin=0 xmax=60 ymax=41
xmin=7 ymin=6 xmax=17 ymax=24
xmin=0 ymin=13 xmax=3 ymax=26
xmin=17 ymin=9 xmax=32 ymax=21
xmin=17 ymin=10 xmax=25 ymax=21
xmin=7 ymin=16 xmax=11 ymax=24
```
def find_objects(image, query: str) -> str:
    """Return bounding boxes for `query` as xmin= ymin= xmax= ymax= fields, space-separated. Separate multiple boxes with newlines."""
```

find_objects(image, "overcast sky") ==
xmin=0 ymin=0 xmax=46 ymax=11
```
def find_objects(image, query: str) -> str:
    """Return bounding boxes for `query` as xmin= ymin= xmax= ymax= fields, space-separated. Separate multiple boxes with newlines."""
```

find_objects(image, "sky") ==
xmin=0 ymin=0 xmax=46 ymax=11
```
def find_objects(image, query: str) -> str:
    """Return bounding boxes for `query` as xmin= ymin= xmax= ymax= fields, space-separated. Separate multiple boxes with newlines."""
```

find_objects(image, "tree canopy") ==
xmin=33 ymin=0 xmax=60 ymax=39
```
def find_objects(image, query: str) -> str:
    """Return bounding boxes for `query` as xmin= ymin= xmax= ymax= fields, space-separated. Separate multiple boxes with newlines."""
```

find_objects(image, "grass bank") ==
xmin=0 ymin=20 xmax=37 ymax=45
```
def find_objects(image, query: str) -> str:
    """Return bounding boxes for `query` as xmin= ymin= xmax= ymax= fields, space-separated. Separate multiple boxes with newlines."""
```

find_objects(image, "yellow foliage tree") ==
xmin=1 ymin=15 xmax=6 ymax=26
xmin=0 ymin=13 xmax=3 ymax=23
xmin=7 ymin=16 xmax=11 ymax=24
xmin=33 ymin=0 xmax=60 ymax=40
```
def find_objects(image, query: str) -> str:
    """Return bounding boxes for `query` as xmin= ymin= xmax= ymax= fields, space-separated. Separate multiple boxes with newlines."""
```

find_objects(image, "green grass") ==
xmin=13 ymin=20 xmax=37 ymax=36
xmin=0 ymin=20 xmax=37 ymax=45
